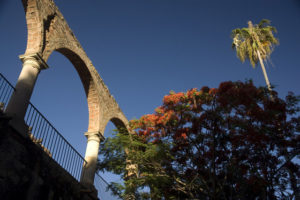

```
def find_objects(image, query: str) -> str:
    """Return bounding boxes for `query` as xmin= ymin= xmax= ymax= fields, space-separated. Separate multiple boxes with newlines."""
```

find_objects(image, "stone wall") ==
xmin=0 ymin=115 xmax=98 ymax=200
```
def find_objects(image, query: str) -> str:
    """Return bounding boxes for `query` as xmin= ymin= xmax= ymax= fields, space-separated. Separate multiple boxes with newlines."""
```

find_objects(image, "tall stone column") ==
xmin=5 ymin=53 xmax=48 ymax=135
xmin=81 ymin=131 xmax=104 ymax=186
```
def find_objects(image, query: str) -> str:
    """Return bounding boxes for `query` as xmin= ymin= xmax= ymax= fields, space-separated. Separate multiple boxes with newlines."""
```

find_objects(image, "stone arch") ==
xmin=100 ymin=113 xmax=130 ymax=136
xmin=7 ymin=0 xmax=130 ymax=188
xmin=111 ymin=117 xmax=128 ymax=131
xmin=20 ymin=0 xmax=116 ymax=134
xmin=46 ymin=47 xmax=102 ymax=133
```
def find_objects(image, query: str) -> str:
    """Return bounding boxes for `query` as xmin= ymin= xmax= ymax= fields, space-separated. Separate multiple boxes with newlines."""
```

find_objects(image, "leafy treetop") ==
xmin=98 ymin=81 xmax=299 ymax=200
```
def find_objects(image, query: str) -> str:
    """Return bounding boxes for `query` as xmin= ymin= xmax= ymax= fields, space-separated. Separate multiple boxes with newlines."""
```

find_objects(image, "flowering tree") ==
xmin=98 ymin=81 xmax=299 ymax=199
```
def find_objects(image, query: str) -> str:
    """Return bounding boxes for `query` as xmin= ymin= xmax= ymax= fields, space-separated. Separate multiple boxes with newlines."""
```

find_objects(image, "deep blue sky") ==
xmin=1 ymin=0 xmax=300 ymax=183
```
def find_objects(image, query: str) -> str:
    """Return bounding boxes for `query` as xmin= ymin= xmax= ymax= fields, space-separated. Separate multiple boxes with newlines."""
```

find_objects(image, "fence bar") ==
xmin=1 ymin=73 xmax=119 ymax=198
xmin=0 ymin=73 xmax=87 ymax=181
xmin=23 ymin=102 xmax=88 ymax=180
xmin=0 ymin=73 xmax=15 ymax=110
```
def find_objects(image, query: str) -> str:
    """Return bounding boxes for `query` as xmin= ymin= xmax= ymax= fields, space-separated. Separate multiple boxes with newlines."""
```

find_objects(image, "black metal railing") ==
xmin=0 ymin=73 xmax=86 ymax=181
xmin=0 ymin=73 xmax=15 ymax=110
xmin=94 ymin=173 xmax=122 ymax=200
xmin=1 ymin=72 xmax=120 ymax=198
xmin=24 ymin=102 xmax=87 ymax=181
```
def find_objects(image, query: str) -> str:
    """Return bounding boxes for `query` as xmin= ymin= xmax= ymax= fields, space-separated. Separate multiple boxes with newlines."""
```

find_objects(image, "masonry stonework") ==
xmin=5 ymin=0 xmax=130 ymax=190
xmin=21 ymin=0 xmax=129 ymax=134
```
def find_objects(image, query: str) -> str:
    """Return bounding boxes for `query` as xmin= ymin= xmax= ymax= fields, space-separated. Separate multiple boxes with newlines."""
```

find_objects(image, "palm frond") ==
xmin=231 ymin=19 xmax=278 ymax=67
xmin=258 ymin=19 xmax=271 ymax=28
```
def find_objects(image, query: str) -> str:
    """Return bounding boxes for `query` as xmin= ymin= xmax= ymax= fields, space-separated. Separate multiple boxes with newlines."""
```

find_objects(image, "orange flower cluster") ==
xmin=186 ymin=88 xmax=197 ymax=98
xmin=125 ymin=80 xmax=299 ymax=199
xmin=157 ymin=110 xmax=174 ymax=125
xmin=155 ymin=106 xmax=164 ymax=114
xmin=163 ymin=92 xmax=185 ymax=104
xmin=141 ymin=114 xmax=159 ymax=127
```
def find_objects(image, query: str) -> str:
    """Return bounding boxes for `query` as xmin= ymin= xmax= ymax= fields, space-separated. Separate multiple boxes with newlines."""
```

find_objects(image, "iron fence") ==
xmin=1 ymin=72 xmax=120 ymax=198
xmin=24 ymin=102 xmax=87 ymax=181
xmin=0 ymin=73 xmax=15 ymax=110
xmin=0 ymin=72 xmax=86 ymax=181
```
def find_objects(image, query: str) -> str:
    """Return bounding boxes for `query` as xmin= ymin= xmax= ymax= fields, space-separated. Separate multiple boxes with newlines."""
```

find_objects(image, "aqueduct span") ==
xmin=5 ymin=0 xmax=129 ymax=189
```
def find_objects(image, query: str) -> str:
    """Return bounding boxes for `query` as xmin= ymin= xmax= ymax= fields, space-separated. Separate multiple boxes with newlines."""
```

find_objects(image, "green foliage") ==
xmin=97 ymin=129 xmax=174 ymax=199
xmin=231 ymin=19 xmax=278 ymax=67
xmin=98 ymin=81 xmax=300 ymax=199
xmin=97 ymin=131 xmax=128 ymax=176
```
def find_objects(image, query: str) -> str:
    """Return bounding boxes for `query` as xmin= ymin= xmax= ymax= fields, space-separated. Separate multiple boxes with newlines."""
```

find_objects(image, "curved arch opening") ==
xmin=110 ymin=117 xmax=127 ymax=132
xmin=55 ymin=47 xmax=101 ymax=133
xmin=30 ymin=51 xmax=89 ymax=155
xmin=41 ymin=47 xmax=103 ymax=134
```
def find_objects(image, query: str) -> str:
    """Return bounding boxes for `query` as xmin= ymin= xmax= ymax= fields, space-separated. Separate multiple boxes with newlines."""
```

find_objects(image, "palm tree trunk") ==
xmin=256 ymin=50 xmax=272 ymax=92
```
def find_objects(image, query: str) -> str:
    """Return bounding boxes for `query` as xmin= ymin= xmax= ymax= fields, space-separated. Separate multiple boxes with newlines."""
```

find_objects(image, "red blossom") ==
xmin=127 ymin=80 xmax=299 ymax=199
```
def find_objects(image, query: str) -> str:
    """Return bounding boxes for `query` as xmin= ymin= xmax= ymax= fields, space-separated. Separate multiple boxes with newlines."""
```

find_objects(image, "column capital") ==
xmin=19 ymin=53 xmax=49 ymax=70
xmin=84 ymin=131 xmax=105 ymax=142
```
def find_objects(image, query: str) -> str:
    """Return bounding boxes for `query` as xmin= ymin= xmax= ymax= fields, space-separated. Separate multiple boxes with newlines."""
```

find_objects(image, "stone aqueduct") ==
xmin=5 ymin=0 xmax=129 ymax=187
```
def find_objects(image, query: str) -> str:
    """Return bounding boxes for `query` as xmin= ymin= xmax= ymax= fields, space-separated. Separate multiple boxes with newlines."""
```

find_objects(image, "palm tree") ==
xmin=231 ymin=19 xmax=279 ymax=92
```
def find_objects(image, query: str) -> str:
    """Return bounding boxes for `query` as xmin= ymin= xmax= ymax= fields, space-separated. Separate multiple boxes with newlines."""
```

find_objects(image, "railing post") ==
xmin=5 ymin=53 xmax=48 ymax=135
xmin=81 ymin=131 xmax=104 ymax=186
